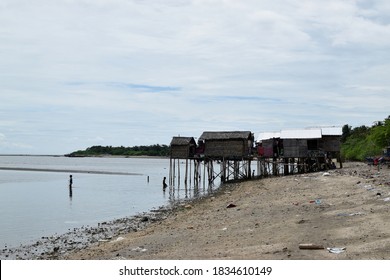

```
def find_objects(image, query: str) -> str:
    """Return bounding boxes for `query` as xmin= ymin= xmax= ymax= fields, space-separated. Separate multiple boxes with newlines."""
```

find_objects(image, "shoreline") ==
xmin=0 ymin=205 xmax=174 ymax=260
xmin=2 ymin=162 xmax=390 ymax=260
xmin=0 ymin=181 xmax=226 ymax=260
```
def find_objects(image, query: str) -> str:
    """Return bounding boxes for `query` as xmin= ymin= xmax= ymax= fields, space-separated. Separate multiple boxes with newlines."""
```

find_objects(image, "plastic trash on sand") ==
xmin=337 ymin=212 xmax=364 ymax=217
xmin=327 ymin=247 xmax=346 ymax=254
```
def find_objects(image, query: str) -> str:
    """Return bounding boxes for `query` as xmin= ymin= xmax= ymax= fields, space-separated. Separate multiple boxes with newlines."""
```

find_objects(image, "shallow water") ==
xmin=0 ymin=156 xmax=215 ymax=249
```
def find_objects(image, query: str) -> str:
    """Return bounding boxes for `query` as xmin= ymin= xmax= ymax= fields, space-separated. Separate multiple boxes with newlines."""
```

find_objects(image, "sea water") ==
xmin=0 ymin=156 xmax=215 ymax=249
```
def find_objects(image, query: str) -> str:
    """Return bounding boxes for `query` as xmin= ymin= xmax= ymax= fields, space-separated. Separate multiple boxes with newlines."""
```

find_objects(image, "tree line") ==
xmin=66 ymin=144 xmax=170 ymax=157
xmin=341 ymin=115 xmax=390 ymax=161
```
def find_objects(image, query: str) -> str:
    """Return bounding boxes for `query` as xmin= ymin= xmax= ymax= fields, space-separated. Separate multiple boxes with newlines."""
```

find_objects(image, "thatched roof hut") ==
xmin=170 ymin=136 xmax=196 ymax=159
xmin=199 ymin=131 xmax=253 ymax=159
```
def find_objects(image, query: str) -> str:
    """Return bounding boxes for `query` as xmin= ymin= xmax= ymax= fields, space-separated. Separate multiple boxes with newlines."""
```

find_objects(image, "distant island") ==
xmin=65 ymin=145 xmax=170 ymax=157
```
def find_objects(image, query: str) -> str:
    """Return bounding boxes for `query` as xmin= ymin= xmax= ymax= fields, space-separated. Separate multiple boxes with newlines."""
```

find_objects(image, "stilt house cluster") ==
xmin=169 ymin=127 xmax=342 ymax=186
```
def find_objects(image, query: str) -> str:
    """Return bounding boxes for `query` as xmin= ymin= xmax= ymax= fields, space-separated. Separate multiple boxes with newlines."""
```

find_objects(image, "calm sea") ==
xmin=0 ymin=156 xmax=216 ymax=249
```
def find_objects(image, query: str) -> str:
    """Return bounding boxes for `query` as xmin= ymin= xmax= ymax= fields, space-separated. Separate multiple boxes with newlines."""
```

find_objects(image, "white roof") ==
xmin=321 ymin=126 xmax=342 ymax=136
xmin=256 ymin=132 xmax=281 ymax=141
xmin=255 ymin=126 xmax=342 ymax=142
xmin=280 ymin=129 xmax=322 ymax=139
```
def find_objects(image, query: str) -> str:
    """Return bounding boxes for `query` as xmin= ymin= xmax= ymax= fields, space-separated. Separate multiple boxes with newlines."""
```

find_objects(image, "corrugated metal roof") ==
xmin=321 ymin=126 xmax=342 ymax=136
xmin=281 ymin=129 xmax=322 ymax=139
xmin=199 ymin=131 xmax=252 ymax=140
xmin=254 ymin=126 xmax=341 ymax=142
xmin=256 ymin=132 xmax=281 ymax=141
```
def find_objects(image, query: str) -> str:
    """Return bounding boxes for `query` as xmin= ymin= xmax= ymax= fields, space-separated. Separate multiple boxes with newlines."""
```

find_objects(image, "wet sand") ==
xmin=0 ymin=167 xmax=143 ymax=176
xmin=2 ymin=162 xmax=390 ymax=260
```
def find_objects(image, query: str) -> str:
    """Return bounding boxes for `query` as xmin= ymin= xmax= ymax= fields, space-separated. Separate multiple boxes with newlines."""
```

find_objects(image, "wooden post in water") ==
xmin=248 ymin=159 xmax=252 ymax=179
xmin=177 ymin=158 xmax=180 ymax=187
xmin=189 ymin=159 xmax=192 ymax=185
xmin=234 ymin=160 xmax=239 ymax=180
xmin=169 ymin=158 xmax=173 ymax=185
xmin=203 ymin=160 xmax=206 ymax=187
xmin=185 ymin=158 xmax=188 ymax=186
xmin=173 ymin=158 xmax=176 ymax=186
xmin=284 ymin=158 xmax=289 ymax=175
xmin=207 ymin=160 xmax=214 ymax=183
xmin=220 ymin=160 xmax=225 ymax=182
xmin=194 ymin=159 xmax=199 ymax=186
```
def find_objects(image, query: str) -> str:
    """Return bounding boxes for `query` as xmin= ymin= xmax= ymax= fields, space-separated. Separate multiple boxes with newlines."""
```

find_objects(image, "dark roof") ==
xmin=199 ymin=131 xmax=252 ymax=140
xmin=170 ymin=137 xmax=195 ymax=146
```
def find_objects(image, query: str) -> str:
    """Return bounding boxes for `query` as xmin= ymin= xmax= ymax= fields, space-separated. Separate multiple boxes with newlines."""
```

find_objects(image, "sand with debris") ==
xmin=2 ymin=162 xmax=389 ymax=260
xmin=55 ymin=162 xmax=388 ymax=260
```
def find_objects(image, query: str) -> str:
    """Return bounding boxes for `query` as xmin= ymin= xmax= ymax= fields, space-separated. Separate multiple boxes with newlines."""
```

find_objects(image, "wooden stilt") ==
xmin=169 ymin=158 xmax=172 ymax=186
xmin=185 ymin=159 xmax=188 ymax=185
xmin=177 ymin=158 xmax=180 ymax=187
xmin=172 ymin=158 xmax=176 ymax=186
xmin=284 ymin=158 xmax=289 ymax=175
xmin=203 ymin=161 xmax=206 ymax=187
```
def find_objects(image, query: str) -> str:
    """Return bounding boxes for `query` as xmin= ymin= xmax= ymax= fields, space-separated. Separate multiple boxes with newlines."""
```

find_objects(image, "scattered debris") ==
xmin=327 ymin=247 xmax=346 ymax=254
xmin=141 ymin=216 xmax=149 ymax=222
xmin=299 ymin=244 xmax=324 ymax=250
xmin=309 ymin=199 xmax=322 ymax=204
xmin=363 ymin=185 xmax=375 ymax=191
xmin=337 ymin=212 xmax=365 ymax=217
xmin=112 ymin=237 xmax=125 ymax=242
xmin=132 ymin=246 xmax=147 ymax=252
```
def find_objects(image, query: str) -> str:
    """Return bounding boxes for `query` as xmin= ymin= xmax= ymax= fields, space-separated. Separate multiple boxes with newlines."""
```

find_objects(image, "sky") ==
xmin=0 ymin=0 xmax=389 ymax=154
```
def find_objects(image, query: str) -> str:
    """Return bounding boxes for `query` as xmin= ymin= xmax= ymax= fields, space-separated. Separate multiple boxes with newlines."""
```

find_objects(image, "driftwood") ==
xmin=299 ymin=243 xmax=324 ymax=250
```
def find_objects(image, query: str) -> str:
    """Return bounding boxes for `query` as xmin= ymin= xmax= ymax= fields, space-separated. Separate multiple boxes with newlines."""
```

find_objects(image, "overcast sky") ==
xmin=0 ymin=0 xmax=389 ymax=154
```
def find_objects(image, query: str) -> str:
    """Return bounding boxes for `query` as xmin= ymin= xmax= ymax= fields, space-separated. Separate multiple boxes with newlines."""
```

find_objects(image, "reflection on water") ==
xmin=0 ymin=156 xmax=221 ymax=249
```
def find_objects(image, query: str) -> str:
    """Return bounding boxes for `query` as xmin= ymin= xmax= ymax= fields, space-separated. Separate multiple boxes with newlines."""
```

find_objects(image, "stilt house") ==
xmin=170 ymin=136 xmax=196 ymax=159
xmin=199 ymin=131 xmax=253 ymax=159
xmin=256 ymin=132 xmax=281 ymax=157
xmin=319 ymin=127 xmax=343 ymax=157
xmin=256 ymin=127 xmax=342 ymax=159
xmin=281 ymin=129 xmax=323 ymax=158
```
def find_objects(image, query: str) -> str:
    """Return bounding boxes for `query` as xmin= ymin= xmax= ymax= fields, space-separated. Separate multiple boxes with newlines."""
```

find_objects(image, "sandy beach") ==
xmin=2 ymin=161 xmax=390 ymax=260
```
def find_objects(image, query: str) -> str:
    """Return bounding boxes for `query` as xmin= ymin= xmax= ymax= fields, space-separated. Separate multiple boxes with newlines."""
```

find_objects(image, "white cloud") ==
xmin=0 ymin=0 xmax=389 ymax=153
